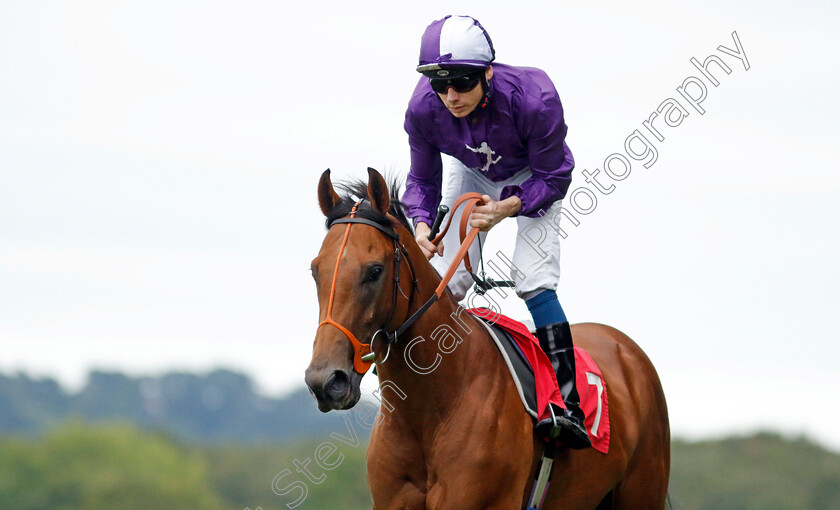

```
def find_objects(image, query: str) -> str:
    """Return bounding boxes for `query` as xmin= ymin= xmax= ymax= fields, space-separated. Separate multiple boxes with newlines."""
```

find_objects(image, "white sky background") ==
xmin=1 ymin=1 xmax=838 ymax=449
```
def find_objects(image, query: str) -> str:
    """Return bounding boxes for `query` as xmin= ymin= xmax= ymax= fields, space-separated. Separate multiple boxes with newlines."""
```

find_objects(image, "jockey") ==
xmin=403 ymin=15 xmax=590 ymax=449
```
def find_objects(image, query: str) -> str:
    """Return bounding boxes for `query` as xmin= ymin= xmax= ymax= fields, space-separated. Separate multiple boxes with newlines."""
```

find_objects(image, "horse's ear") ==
xmin=318 ymin=169 xmax=342 ymax=217
xmin=367 ymin=168 xmax=390 ymax=215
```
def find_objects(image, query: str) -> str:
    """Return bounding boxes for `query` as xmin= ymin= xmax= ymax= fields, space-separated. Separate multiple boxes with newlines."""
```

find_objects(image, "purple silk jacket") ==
xmin=403 ymin=63 xmax=575 ymax=227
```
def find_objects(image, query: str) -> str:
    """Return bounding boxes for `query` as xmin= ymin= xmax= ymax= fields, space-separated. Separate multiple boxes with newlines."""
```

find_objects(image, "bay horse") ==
xmin=305 ymin=168 xmax=670 ymax=509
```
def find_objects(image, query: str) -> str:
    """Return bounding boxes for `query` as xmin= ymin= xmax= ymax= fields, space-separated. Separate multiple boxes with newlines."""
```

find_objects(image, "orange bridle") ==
xmin=317 ymin=202 xmax=416 ymax=373
xmin=316 ymin=193 xmax=486 ymax=374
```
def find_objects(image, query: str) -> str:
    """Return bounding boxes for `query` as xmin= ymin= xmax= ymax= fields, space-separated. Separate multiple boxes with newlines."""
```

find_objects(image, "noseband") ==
xmin=317 ymin=201 xmax=418 ymax=373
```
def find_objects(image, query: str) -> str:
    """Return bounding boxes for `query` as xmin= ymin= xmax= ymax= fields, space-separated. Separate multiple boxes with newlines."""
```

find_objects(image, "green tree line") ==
xmin=0 ymin=370 xmax=351 ymax=444
xmin=1 ymin=424 xmax=838 ymax=510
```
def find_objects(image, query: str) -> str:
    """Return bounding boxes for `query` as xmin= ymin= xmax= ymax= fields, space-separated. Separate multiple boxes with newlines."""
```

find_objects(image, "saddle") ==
xmin=467 ymin=308 xmax=610 ymax=454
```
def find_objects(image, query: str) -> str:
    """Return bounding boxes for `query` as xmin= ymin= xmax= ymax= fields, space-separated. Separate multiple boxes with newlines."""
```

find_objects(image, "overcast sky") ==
xmin=1 ymin=1 xmax=838 ymax=449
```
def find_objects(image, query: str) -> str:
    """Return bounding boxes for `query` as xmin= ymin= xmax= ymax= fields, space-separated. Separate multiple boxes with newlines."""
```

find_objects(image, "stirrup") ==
xmin=545 ymin=404 xmax=563 ymax=441
xmin=469 ymin=271 xmax=515 ymax=296
xmin=535 ymin=404 xmax=563 ymax=441
xmin=536 ymin=404 xmax=591 ymax=449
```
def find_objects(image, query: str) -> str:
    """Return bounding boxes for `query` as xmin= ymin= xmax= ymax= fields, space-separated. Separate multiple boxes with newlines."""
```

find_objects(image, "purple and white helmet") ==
xmin=417 ymin=15 xmax=495 ymax=78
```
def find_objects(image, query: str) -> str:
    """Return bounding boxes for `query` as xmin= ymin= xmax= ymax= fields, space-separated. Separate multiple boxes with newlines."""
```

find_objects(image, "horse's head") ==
xmin=305 ymin=168 xmax=415 ymax=412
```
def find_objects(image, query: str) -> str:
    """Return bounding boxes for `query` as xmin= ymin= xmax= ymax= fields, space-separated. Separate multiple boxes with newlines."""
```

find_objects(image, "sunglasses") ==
xmin=428 ymin=71 xmax=483 ymax=94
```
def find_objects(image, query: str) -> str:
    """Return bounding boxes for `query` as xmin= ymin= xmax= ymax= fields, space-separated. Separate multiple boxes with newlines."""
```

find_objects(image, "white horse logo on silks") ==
xmin=465 ymin=142 xmax=502 ymax=173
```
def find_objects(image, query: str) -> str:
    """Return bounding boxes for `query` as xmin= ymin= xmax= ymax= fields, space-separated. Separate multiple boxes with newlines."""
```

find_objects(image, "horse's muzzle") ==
xmin=304 ymin=366 xmax=363 ymax=412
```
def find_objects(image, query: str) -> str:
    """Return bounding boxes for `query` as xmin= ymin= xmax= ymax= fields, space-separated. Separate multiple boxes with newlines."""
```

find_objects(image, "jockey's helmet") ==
xmin=416 ymin=15 xmax=495 ymax=79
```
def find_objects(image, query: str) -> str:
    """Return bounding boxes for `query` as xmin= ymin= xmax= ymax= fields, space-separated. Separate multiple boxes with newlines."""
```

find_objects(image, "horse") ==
xmin=305 ymin=168 xmax=670 ymax=509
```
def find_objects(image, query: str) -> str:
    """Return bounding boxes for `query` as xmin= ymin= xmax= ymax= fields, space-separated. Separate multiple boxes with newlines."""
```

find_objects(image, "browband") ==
xmin=331 ymin=217 xmax=399 ymax=241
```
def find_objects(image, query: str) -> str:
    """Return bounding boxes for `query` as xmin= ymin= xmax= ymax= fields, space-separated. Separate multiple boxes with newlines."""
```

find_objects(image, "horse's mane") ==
xmin=326 ymin=174 xmax=414 ymax=235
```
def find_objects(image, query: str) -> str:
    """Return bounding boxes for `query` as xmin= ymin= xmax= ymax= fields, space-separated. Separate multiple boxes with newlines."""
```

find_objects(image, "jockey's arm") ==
xmin=469 ymin=194 xmax=522 ymax=231
xmin=414 ymin=195 xmax=522 ymax=260
xmin=414 ymin=221 xmax=443 ymax=260
xmin=416 ymin=194 xmax=521 ymax=260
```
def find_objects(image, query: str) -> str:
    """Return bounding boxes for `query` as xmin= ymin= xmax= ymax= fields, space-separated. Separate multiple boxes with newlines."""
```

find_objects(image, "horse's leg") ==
xmin=610 ymin=429 xmax=670 ymax=510
xmin=369 ymin=415 xmax=532 ymax=510
xmin=538 ymin=446 xmax=626 ymax=510
xmin=418 ymin=378 xmax=536 ymax=510
xmin=537 ymin=324 xmax=670 ymax=510
xmin=584 ymin=325 xmax=670 ymax=510
xmin=611 ymin=462 xmax=669 ymax=509
xmin=424 ymin=413 xmax=534 ymax=509
xmin=368 ymin=412 xmax=536 ymax=510
xmin=367 ymin=423 xmax=428 ymax=510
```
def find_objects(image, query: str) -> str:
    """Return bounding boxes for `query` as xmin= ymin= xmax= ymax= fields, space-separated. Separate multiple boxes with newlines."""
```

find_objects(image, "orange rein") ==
xmin=429 ymin=192 xmax=486 ymax=298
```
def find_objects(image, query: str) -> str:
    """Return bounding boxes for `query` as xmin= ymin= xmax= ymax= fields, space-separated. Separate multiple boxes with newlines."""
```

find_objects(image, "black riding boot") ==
xmin=535 ymin=322 xmax=591 ymax=449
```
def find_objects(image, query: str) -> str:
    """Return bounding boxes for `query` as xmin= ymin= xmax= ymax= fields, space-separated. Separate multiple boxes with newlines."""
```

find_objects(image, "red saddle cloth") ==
xmin=467 ymin=309 xmax=610 ymax=454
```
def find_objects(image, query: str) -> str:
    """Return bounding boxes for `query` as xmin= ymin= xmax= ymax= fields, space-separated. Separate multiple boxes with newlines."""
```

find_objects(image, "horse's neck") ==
xmin=376 ymin=291 xmax=499 ymax=417
xmin=375 ymin=228 xmax=505 ymax=413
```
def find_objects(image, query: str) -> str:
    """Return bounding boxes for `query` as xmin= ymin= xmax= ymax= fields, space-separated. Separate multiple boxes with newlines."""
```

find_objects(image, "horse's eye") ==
xmin=366 ymin=265 xmax=384 ymax=282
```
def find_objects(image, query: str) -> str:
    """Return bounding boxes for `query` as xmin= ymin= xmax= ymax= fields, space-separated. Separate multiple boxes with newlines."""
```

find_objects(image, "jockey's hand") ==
xmin=414 ymin=221 xmax=444 ymax=260
xmin=470 ymin=194 xmax=522 ymax=231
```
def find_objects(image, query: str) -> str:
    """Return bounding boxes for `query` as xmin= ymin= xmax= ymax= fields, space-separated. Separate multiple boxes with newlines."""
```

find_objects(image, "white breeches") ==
xmin=430 ymin=159 xmax=563 ymax=301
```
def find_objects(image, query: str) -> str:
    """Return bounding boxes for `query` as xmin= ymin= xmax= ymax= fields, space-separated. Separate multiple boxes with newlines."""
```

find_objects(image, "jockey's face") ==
xmin=436 ymin=66 xmax=493 ymax=118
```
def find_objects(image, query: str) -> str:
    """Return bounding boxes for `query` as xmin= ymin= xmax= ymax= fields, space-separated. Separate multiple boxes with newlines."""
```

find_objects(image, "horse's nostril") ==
xmin=324 ymin=370 xmax=350 ymax=401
